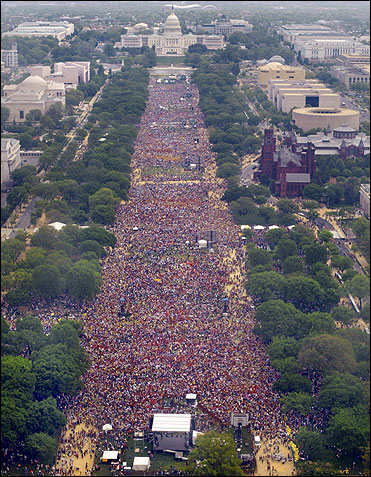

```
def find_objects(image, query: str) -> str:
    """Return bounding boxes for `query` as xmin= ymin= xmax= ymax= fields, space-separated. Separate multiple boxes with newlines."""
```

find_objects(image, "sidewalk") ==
xmin=254 ymin=439 xmax=295 ymax=476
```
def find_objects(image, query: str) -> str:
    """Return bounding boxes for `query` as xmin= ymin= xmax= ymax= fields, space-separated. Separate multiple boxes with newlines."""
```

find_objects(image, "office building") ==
xmin=29 ymin=61 xmax=90 ymax=87
xmin=268 ymin=79 xmax=340 ymax=113
xmin=3 ymin=21 xmax=74 ymax=41
xmin=294 ymin=37 xmax=370 ymax=63
xmin=1 ymin=43 xmax=18 ymax=69
xmin=278 ymin=24 xmax=344 ymax=43
xmin=196 ymin=15 xmax=252 ymax=35
xmin=257 ymin=62 xmax=305 ymax=89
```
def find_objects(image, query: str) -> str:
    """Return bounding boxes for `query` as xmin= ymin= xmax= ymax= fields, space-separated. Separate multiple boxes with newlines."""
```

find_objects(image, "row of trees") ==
xmin=191 ymin=60 xmax=261 ymax=193
xmin=246 ymin=224 xmax=370 ymax=468
xmin=36 ymin=67 xmax=149 ymax=227
xmin=2 ymin=224 xmax=116 ymax=305
xmin=1 ymin=316 xmax=89 ymax=463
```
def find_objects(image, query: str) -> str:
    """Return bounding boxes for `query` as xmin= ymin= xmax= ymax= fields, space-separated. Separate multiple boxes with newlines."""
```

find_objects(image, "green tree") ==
xmin=325 ymin=183 xmax=343 ymax=206
xmin=331 ymin=254 xmax=354 ymax=272
xmin=273 ymin=238 xmax=298 ymax=261
xmin=67 ymin=260 xmax=101 ymax=300
xmin=303 ymin=183 xmax=323 ymax=202
xmin=1 ymin=355 xmax=36 ymax=403
xmin=281 ymin=393 xmax=315 ymax=415
xmin=248 ymin=247 xmax=273 ymax=268
xmin=88 ymin=186 xmax=120 ymax=208
xmin=26 ymin=397 xmax=66 ymax=435
xmin=25 ymin=432 xmax=58 ymax=464
xmin=253 ymin=300 xmax=306 ymax=342
xmin=31 ymin=226 xmax=58 ymax=249
xmin=303 ymin=243 xmax=328 ymax=266
xmin=32 ymin=343 xmax=84 ymax=399
xmin=318 ymin=229 xmax=333 ymax=243
xmin=330 ymin=305 xmax=356 ymax=326
xmin=283 ymin=256 xmax=304 ymax=274
xmin=298 ymin=334 xmax=356 ymax=375
xmin=289 ymin=224 xmax=316 ymax=247
xmin=266 ymin=337 xmax=301 ymax=361
xmin=188 ymin=431 xmax=244 ymax=476
xmin=246 ymin=271 xmax=284 ymax=301
xmin=264 ymin=228 xmax=287 ymax=247
xmin=273 ymin=372 xmax=312 ymax=393
xmin=91 ymin=204 xmax=116 ymax=225
xmin=80 ymin=225 xmax=116 ymax=247
xmin=276 ymin=199 xmax=299 ymax=215
xmin=317 ymin=372 xmax=368 ymax=409
xmin=326 ymin=406 xmax=370 ymax=458
xmin=49 ymin=321 xmax=80 ymax=350
xmin=32 ymin=264 xmax=63 ymax=298
xmin=1 ymin=395 xmax=28 ymax=446
xmin=281 ymin=276 xmax=325 ymax=311
xmin=13 ymin=315 xmax=47 ymax=355
xmin=295 ymin=428 xmax=327 ymax=461
xmin=345 ymin=274 xmax=370 ymax=310
xmin=6 ymin=186 xmax=29 ymax=208
xmin=1 ymin=106 xmax=10 ymax=131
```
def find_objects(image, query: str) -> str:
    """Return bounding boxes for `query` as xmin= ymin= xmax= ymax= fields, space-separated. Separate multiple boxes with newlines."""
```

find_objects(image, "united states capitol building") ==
xmin=121 ymin=10 xmax=224 ymax=56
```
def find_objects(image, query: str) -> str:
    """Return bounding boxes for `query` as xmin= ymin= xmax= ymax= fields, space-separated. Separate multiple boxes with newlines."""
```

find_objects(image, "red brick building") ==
xmin=255 ymin=129 xmax=316 ymax=198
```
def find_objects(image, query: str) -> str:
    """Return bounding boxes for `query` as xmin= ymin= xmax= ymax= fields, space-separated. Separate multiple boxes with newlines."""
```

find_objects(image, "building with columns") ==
xmin=1 ymin=138 xmax=21 ymax=186
xmin=2 ymin=75 xmax=65 ymax=122
xmin=121 ymin=10 xmax=224 ymax=56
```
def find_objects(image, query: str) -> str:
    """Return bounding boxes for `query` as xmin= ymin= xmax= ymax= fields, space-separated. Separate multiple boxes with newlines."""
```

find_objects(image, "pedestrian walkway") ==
xmin=254 ymin=439 xmax=296 ymax=476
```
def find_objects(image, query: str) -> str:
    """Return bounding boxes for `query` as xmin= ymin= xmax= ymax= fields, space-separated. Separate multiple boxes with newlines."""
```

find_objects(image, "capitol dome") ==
xmin=22 ymin=75 xmax=48 ymax=86
xmin=163 ymin=12 xmax=182 ymax=36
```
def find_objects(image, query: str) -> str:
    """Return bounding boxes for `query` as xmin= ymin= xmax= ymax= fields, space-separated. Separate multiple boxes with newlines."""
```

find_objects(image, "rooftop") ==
xmin=152 ymin=414 xmax=191 ymax=433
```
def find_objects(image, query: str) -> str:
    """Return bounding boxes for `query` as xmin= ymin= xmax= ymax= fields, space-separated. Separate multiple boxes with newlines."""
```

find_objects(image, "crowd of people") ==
xmin=3 ymin=76 xmax=295 ymax=474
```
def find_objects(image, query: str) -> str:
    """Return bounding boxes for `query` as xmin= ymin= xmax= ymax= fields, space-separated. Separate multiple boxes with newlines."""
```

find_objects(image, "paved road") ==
xmin=8 ymin=196 xmax=40 ymax=238
xmin=241 ymin=161 xmax=259 ymax=186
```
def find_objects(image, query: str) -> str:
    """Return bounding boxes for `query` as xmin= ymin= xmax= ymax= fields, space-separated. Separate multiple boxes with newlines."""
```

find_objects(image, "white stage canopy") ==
xmin=152 ymin=413 xmax=191 ymax=433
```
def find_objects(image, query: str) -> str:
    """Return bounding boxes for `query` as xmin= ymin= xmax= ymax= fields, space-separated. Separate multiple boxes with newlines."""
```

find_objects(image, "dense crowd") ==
xmin=3 ymin=77 xmax=294 ymax=474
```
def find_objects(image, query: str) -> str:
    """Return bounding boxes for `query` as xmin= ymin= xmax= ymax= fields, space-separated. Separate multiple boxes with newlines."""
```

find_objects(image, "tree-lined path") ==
xmin=51 ymin=76 xmax=292 ymax=475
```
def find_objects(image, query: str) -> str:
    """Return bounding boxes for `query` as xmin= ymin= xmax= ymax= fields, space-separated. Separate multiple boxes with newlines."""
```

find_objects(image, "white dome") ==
xmin=22 ymin=75 xmax=47 ymax=86
xmin=269 ymin=55 xmax=285 ymax=64
xmin=164 ymin=12 xmax=182 ymax=36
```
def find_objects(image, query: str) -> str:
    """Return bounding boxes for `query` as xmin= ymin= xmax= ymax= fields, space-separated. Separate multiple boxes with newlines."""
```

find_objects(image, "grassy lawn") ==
xmin=92 ymin=432 xmax=187 ymax=475
xmin=156 ymin=56 xmax=186 ymax=66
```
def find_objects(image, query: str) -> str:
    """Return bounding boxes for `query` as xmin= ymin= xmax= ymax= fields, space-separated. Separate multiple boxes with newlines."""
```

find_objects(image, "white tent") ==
xmin=152 ymin=414 xmax=191 ymax=433
xmin=132 ymin=457 xmax=150 ymax=472
xmin=268 ymin=225 xmax=279 ymax=230
xmin=101 ymin=450 xmax=118 ymax=462
xmin=49 ymin=222 xmax=66 ymax=231
xmin=186 ymin=393 xmax=197 ymax=400
xmin=253 ymin=225 xmax=265 ymax=230
xmin=102 ymin=424 xmax=113 ymax=431
xmin=240 ymin=225 xmax=251 ymax=230
xmin=198 ymin=239 xmax=207 ymax=249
